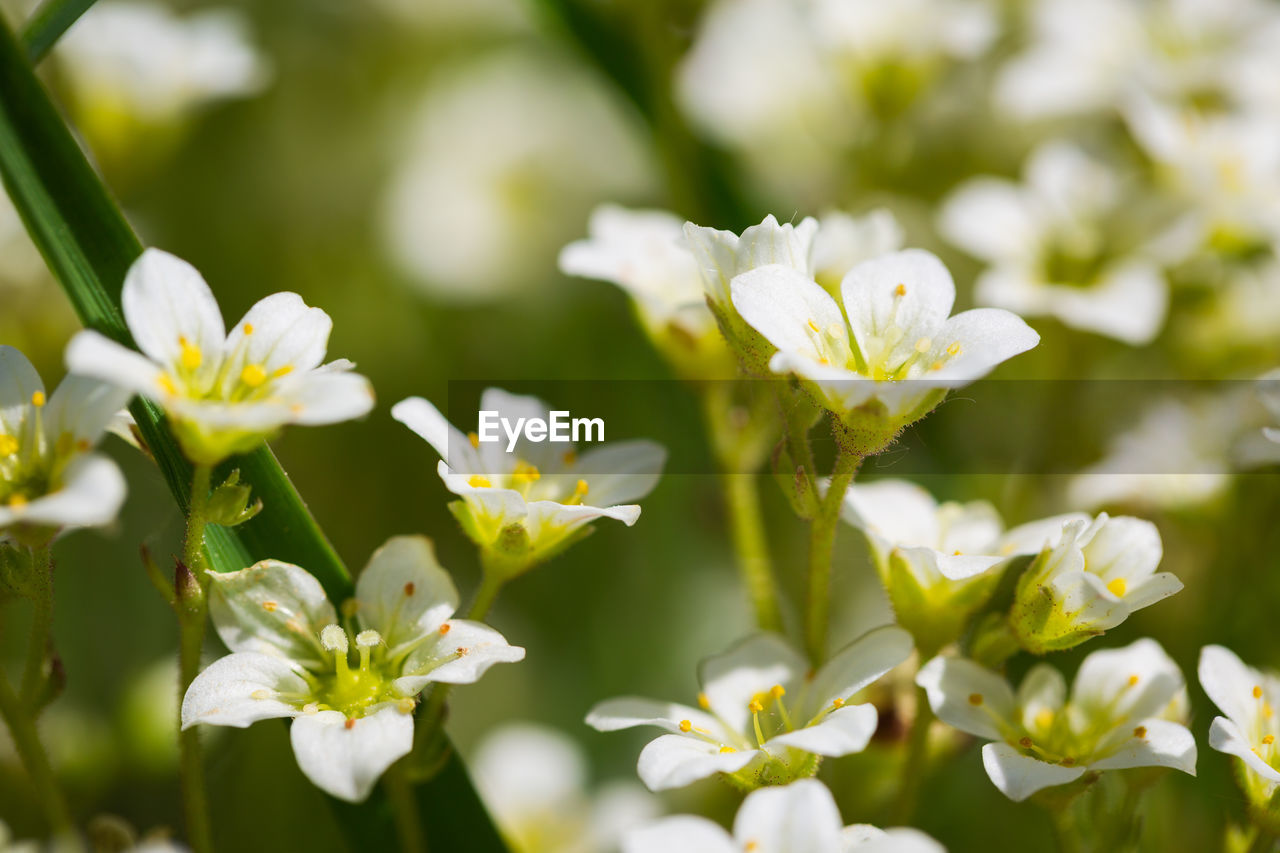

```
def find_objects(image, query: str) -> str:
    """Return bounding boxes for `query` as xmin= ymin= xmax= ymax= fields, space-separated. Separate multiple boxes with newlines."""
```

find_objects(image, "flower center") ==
xmin=314 ymin=625 xmax=399 ymax=718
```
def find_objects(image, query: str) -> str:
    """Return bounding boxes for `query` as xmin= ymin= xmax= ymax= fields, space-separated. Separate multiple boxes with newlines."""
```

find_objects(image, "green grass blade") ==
xmin=19 ymin=0 xmax=96 ymax=64
xmin=0 ymin=15 xmax=508 ymax=851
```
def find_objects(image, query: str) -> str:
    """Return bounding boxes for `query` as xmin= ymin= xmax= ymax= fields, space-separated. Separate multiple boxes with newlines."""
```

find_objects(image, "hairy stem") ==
xmin=19 ymin=545 xmax=54 ymax=705
xmin=177 ymin=464 xmax=214 ymax=853
xmin=889 ymin=684 xmax=934 ymax=825
xmin=804 ymin=444 xmax=860 ymax=663
xmin=0 ymin=667 xmax=71 ymax=832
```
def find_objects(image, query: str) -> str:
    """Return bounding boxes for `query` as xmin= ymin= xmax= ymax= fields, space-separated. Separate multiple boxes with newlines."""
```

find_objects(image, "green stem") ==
xmin=804 ymin=445 xmax=860 ymax=663
xmin=1249 ymin=828 xmax=1278 ymax=853
xmin=19 ymin=545 xmax=54 ymax=705
xmin=19 ymin=0 xmax=97 ymax=63
xmin=888 ymin=684 xmax=934 ymax=825
xmin=1051 ymin=804 xmax=1083 ymax=853
xmin=0 ymin=667 xmax=71 ymax=832
xmin=465 ymin=572 xmax=505 ymax=622
xmin=721 ymin=473 xmax=782 ymax=632
xmin=177 ymin=464 xmax=214 ymax=853
xmin=385 ymin=764 xmax=428 ymax=853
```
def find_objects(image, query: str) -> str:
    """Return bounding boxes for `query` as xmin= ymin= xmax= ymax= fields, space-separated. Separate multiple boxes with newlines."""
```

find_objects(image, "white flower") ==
xmin=1009 ymin=514 xmax=1182 ymax=654
xmin=918 ymin=639 xmax=1197 ymax=802
xmin=728 ymin=249 xmax=1038 ymax=445
xmin=381 ymin=52 xmax=651 ymax=302
xmin=586 ymin=627 xmax=911 ymax=791
xmin=391 ymin=390 xmax=664 ymax=572
xmin=181 ymin=536 xmax=524 ymax=802
xmin=622 ymin=778 xmax=943 ymax=853
xmin=59 ymin=0 xmax=267 ymax=121
xmin=939 ymin=141 xmax=1168 ymax=344
xmin=472 ymin=723 xmax=659 ymax=853
xmin=65 ymin=249 xmax=375 ymax=466
xmin=842 ymin=479 xmax=1085 ymax=653
xmin=811 ymin=209 xmax=905 ymax=294
xmin=0 ymin=346 xmax=130 ymax=541
xmin=685 ymin=214 xmax=820 ymax=314
xmin=1199 ymin=645 xmax=1280 ymax=805
xmin=995 ymin=0 xmax=1280 ymax=120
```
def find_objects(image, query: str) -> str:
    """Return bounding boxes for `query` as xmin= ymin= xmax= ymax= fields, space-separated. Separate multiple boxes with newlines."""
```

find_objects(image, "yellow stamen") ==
xmin=262 ymin=601 xmax=278 ymax=612
xmin=1019 ymin=736 xmax=1033 ymax=748
xmin=719 ymin=746 xmax=736 ymax=754
xmin=512 ymin=461 xmax=540 ymax=483
xmin=968 ymin=694 xmax=983 ymax=706
xmin=1107 ymin=577 xmax=1127 ymax=597
xmin=467 ymin=432 xmax=480 ymax=449
xmin=562 ymin=449 xmax=577 ymax=465
xmin=1134 ymin=726 xmax=1148 ymax=739
xmin=832 ymin=697 xmax=844 ymax=708
xmin=178 ymin=337 xmax=202 ymax=370
xmin=807 ymin=319 xmax=820 ymax=333
xmin=30 ymin=391 xmax=45 ymax=407
xmin=158 ymin=374 xmax=178 ymax=395
xmin=946 ymin=342 xmax=961 ymax=356
xmin=697 ymin=693 xmax=710 ymax=710
xmin=748 ymin=700 xmax=764 ymax=713
xmin=8 ymin=495 xmax=28 ymax=509
xmin=468 ymin=475 xmax=491 ymax=488
xmin=930 ymin=360 xmax=945 ymax=371
xmin=398 ymin=697 xmax=416 ymax=714
xmin=1128 ymin=675 xmax=1139 ymax=687
xmin=240 ymin=364 xmax=268 ymax=388
xmin=914 ymin=337 xmax=931 ymax=353
xmin=1035 ymin=709 xmax=1054 ymax=729
xmin=679 ymin=719 xmax=692 ymax=733
xmin=894 ymin=283 xmax=907 ymax=296
xmin=1254 ymin=685 xmax=1264 ymax=699
xmin=272 ymin=365 xmax=294 ymax=378
xmin=243 ymin=323 xmax=255 ymax=335
xmin=770 ymin=684 xmax=785 ymax=699
xmin=0 ymin=436 xmax=17 ymax=456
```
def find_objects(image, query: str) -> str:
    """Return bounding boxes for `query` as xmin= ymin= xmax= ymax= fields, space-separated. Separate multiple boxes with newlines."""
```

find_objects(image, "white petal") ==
xmin=0 ymin=345 xmax=42 ymax=439
xmin=998 ymin=513 xmax=1086 ymax=556
xmin=471 ymin=723 xmax=586 ymax=816
xmin=1079 ymin=515 xmax=1162 ymax=583
xmin=1039 ymin=263 xmax=1168 ymax=345
xmin=981 ymin=742 xmax=1086 ymax=802
xmin=635 ymin=734 xmax=758 ymax=791
xmin=585 ymin=697 xmax=723 ymax=736
xmin=43 ymin=375 xmax=133 ymax=446
xmin=937 ymin=179 xmax=1040 ymax=264
xmin=811 ymin=209 xmax=904 ymax=283
xmin=207 ymin=559 xmax=338 ymax=669
xmin=354 ymin=535 xmax=458 ymax=656
xmin=731 ymin=779 xmax=845 ymax=853
xmin=925 ymin=309 xmax=1040 ymax=383
xmin=1199 ymin=645 xmax=1264 ymax=731
xmin=477 ymin=388 xmax=562 ymax=471
xmin=223 ymin=292 xmax=332 ymax=377
xmin=1071 ymin=639 xmax=1185 ymax=725
xmin=121 ymin=249 xmax=225 ymax=374
xmin=841 ymin=480 xmax=942 ymax=552
xmin=566 ymin=440 xmax=666 ymax=506
xmin=1122 ymin=572 xmax=1184 ymax=612
xmin=289 ymin=704 xmax=415 ymax=802
xmin=767 ymin=703 xmax=878 ymax=757
xmin=1017 ymin=664 xmax=1067 ymax=731
xmin=180 ymin=652 xmax=306 ymax=729
xmin=395 ymin=619 xmax=523 ymax=692
xmin=64 ymin=331 xmax=165 ymax=399
xmin=841 ymin=250 xmax=956 ymax=357
xmin=623 ymin=816 xmax=736 ymax=853
xmin=391 ymin=396 xmax=460 ymax=464
xmin=916 ymin=656 xmax=1014 ymax=740
xmin=730 ymin=264 xmax=850 ymax=361
xmin=286 ymin=369 xmax=375 ymax=425
xmin=806 ymin=624 xmax=913 ymax=715
xmin=1208 ymin=717 xmax=1280 ymax=784
xmin=1 ymin=453 xmax=126 ymax=530
xmin=843 ymin=825 xmax=946 ymax=852
xmin=699 ymin=633 xmax=809 ymax=733
xmin=1091 ymin=719 xmax=1196 ymax=774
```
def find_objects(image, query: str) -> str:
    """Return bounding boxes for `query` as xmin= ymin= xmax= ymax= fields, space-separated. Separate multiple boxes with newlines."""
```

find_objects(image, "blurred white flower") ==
xmin=939 ymin=141 xmax=1169 ymax=344
xmin=729 ymin=249 xmax=1038 ymax=448
xmin=811 ymin=209 xmax=905 ymax=294
xmin=382 ymin=53 xmax=652 ymax=302
xmin=997 ymin=0 xmax=1280 ymax=120
xmin=919 ymin=639 xmax=1196 ymax=802
xmin=182 ymin=536 xmax=524 ymax=802
xmin=58 ymin=1 xmax=267 ymax=122
xmin=842 ymin=479 xmax=1084 ymax=654
xmin=0 ymin=346 xmax=130 ymax=543
xmin=1200 ymin=645 xmax=1280 ymax=806
xmin=66 ymin=249 xmax=375 ymax=466
xmin=1009 ymin=514 xmax=1182 ymax=653
xmin=623 ymin=778 xmax=943 ymax=853
xmin=586 ymin=627 xmax=911 ymax=791
xmin=472 ymin=723 xmax=658 ymax=853
xmin=391 ymin=390 xmax=664 ymax=574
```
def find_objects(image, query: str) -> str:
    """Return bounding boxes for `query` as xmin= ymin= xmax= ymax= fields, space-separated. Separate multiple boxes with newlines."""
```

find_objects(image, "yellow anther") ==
xmin=240 ymin=364 xmax=268 ymax=388
xmin=574 ymin=479 xmax=589 ymax=497
xmin=832 ymin=697 xmax=845 ymax=708
xmin=1265 ymin=704 xmax=1274 ymax=718
xmin=562 ymin=450 xmax=577 ymax=465
xmin=344 ymin=718 xmax=357 ymax=730
xmin=770 ymin=684 xmax=785 ymax=699
xmin=679 ymin=719 xmax=692 ymax=733
xmin=1255 ymin=685 xmax=1265 ymax=699
xmin=914 ymin=337 xmax=932 ymax=353
xmin=719 ymin=746 xmax=736 ymax=754
xmin=178 ymin=337 xmax=203 ymax=370
xmin=398 ymin=697 xmax=416 ymax=714
xmin=1128 ymin=675 xmax=1139 ymax=687
xmin=0 ymin=436 xmax=17 ymax=456
xmin=930 ymin=360 xmax=945 ymax=371
xmin=1035 ymin=709 xmax=1054 ymax=730
xmin=1134 ymin=726 xmax=1148 ymax=739
xmin=807 ymin=319 xmax=820 ymax=333
xmin=439 ymin=623 xmax=451 ymax=635
xmin=697 ymin=693 xmax=710 ymax=710
xmin=272 ymin=365 xmax=294 ymax=378
xmin=243 ymin=323 xmax=255 ymax=335
xmin=250 ymin=689 xmax=271 ymax=700
xmin=303 ymin=703 xmax=320 ymax=715
xmin=468 ymin=475 xmax=492 ymax=488
xmin=953 ymin=549 xmax=963 ymax=556
xmin=1060 ymin=757 xmax=1076 ymax=767
xmin=748 ymin=700 xmax=764 ymax=713
xmin=1263 ymin=735 xmax=1275 ymax=745
xmin=468 ymin=431 xmax=480 ymax=449
xmin=30 ymin=390 xmax=45 ymax=407
xmin=894 ymin=283 xmax=907 ymax=296
xmin=404 ymin=582 xmax=416 ymax=597
xmin=8 ymin=495 xmax=28 ymax=509
xmin=1107 ymin=577 xmax=1127 ymax=597
xmin=1019 ymin=737 xmax=1033 ymax=748
xmin=946 ymin=342 xmax=962 ymax=356
xmin=746 ymin=842 xmax=759 ymax=852
xmin=512 ymin=461 xmax=541 ymax=482
xmin=158 ymin=374 xmax=178 ymax=395
xmin=262 ymin=600 xmax=278 ymax=613
xmin=968 ymin=693 xmax=983 ymax=706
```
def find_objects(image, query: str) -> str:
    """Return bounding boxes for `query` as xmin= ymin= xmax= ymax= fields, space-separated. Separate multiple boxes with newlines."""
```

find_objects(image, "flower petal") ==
xmin=767 ymin=703 xmax=878 ymax=757
xmin=623 ymin=816 xmax=736 ymax=853
xmin=925 ymin=308 xmax=1041 ymax=383
xmin=1017 ymin=664 xmax=1067 ymax=732
xmin=805 ymin=625 xmax=913 ymax=715
xmin=841 ymin=480 xmax=942 ymax=556
xmin=180 ymin=652 xmax=307 ymax=729
xmin=0 ymin=345 xmax=42 ymax=440
xmin=354 ymin=535 xmax=458 ymax=656
xmin=223 ymin=292 xmax=332 ymax=379
xmin=585 ymin=697 xmax=723 ymax=736
xmin=64 ymin=330 xmax=167 ymax=399
xmin=42 ymin=375 xmax=134 ymax=447
xmin=282 ymin=367 xmax=375 ymax=426
xmin=917 ymin=656 xmax=1015 ymax=740
xmin=981 ymin=742 xmax=1086 ymax=802
xmin=121 ymin=249 xmax=225 ymax=375
xmin=289 ymin=703 xmax=415 ymax=802
xmin=391 ymin=396 xmax=476 ymax=470
xmin=1090 ymin=718 xmax=1196 ymax=774
xmin=207 ymin=559 xmax=337 ymax=668
xmin=843 ymin=825 xmax=946 ymax=852
xmin=841 ymin=250 xmax=956 ymax=360
xmin=1209 ymin=717 xmax=1280 ymax=784
xmin=0 ymin=453 xmax=126 ymax=530
xmin=395 ymin=619 xmax=524 ymax=693
xmin=699 ymin=633 xmax=809 ymax=733
xmin=566 ymin=440 xmax=666 ymax=506
xmin=1071 ymin=640 xmax=1184 ymax=724
xmin=731 ymin=779 xmax=845 ymax=853
xmin=730 ymin=264 xmax=850 ymax=363
xmin=937 ymin=179 xmax=1040 ymax=264
xmin=635 ymin=734 xmax=758 ymax=791
xmin=1200 ymin=645 xmax=1264 ymax=730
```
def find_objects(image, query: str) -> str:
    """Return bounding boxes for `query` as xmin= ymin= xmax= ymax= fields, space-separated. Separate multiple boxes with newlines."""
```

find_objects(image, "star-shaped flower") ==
xmin=1200 ymin=645 xmax=1280 ymax=808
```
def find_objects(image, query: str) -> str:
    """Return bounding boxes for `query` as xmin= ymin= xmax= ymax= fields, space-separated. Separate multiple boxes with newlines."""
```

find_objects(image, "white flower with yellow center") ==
xmin=0 ymin=346 xmax=131 ymax=542
xmin=623 ymin=778 xmax=943 ymax=853
xmin=918 ymin=639 xmax=1197 ymax=802
xmin=1009 ymin=513 xmax=1182 ymax=653
xmin=181 ymin=535 xmax=524 ymax=802
xmin=938 ymin=141 xmax=1168 ymax=345
xmin=842 ymin=479 xmax=1085 ymax=655
xmin=586 ymin=627 xmax=912 ymax=791
xmin=1200 ymin=645 xmax=1280 ymax=806
xmin=728 ymin=249 xmax=1039 ymax=449
xmin=65 ymin=249 xmax=375 ymax=466
xmin=391 ymin=389 xmax=664 ymax=574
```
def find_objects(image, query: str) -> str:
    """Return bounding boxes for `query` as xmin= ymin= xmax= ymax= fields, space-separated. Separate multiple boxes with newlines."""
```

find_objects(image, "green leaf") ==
xmin=0 ymin=15 xmax=509 ymax=852
xmin=20 ymin=0 xmax=97 ymax=64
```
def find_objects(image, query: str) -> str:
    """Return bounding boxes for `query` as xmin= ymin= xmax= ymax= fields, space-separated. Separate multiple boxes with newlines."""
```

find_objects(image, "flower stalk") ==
xmin=19 ymin=545 xmax=54 ymax=706
xmin=177 ymin=462 xmax=214 ymax=853
xmin=804 ymin=432 xmax=861 ymax=664
xmin=0 ymin=663 xmax=71 ymax=833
